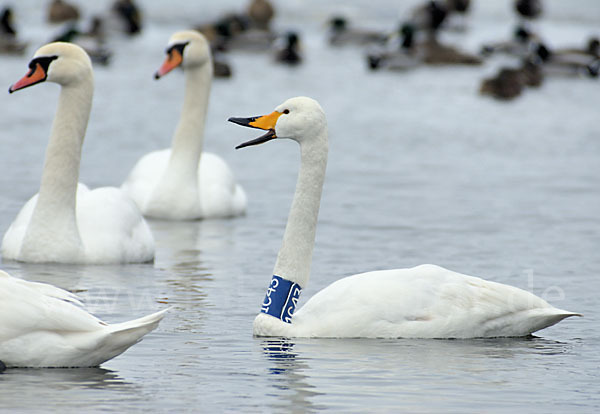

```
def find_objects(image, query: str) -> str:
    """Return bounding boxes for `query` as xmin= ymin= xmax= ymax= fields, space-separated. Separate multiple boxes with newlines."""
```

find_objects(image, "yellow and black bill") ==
xmin=228 ymin=111 xmax=282 ymax=149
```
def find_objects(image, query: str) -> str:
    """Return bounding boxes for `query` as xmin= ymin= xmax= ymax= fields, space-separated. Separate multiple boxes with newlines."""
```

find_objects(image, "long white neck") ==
xmin=273 ymin=132 xmax=328 ymax=289
xmin=20 ymin=75 xmax=93 ymax=260
xmin=166 ymin=61 xmax=212 ymax=181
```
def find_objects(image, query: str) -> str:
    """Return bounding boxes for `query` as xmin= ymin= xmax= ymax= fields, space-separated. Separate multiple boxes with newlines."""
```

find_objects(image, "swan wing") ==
xmin=292 ymin=264 xmax=578 ymax=338
xmin=1 ymin=194 xmax=39 ymax=259
xmin=76 ymin=185 xmax=154 ymax=263
xmin=0 ymin=271 xmax=104 ymax=341
xmin=0 ymin=271 xmax=167 ymax=367
xmin=198 ymin=152 xmax=247 ymax=217
xmin=121 ymin=149 xmax=170 ymax=211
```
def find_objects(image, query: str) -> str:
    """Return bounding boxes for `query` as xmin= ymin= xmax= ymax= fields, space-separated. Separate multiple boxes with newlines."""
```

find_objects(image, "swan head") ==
xmin=229 ymin=96 xmax=327 ymax=149
xmin=9 ymin=42 xmax=92 ymax=93
xmin=154 ymin=30 xmax=211 ymax=79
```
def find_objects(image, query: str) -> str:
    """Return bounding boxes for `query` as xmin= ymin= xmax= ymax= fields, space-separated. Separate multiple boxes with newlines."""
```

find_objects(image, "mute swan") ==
xmin=122 ymin=30 xmax=246 ymax=220
xmin=2 ymin=42 xmax=154 ymax=264
xmin=229 ymin=96 xmax=580 ymax=338
xmin=0 ymin=270 xmax=166 ymax=368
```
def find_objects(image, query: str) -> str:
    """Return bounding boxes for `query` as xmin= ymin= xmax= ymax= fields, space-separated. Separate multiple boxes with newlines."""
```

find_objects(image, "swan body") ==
xmin=229 ymin=96 xmax=580 ymax=339
xmin=122 ymin=30 xmax=246 ymax=220
xmin=3 ymin=42 xmax=154 ymax=264
xmin=254 ymin=264 xmax=578 ymax=338
xmin=0 ymin=270 xmax=166 ymax=368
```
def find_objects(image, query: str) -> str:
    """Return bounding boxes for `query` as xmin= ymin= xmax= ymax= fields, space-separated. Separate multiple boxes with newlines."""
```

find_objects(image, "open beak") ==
xmin=154 ymin=45 xmax=184 ymax=79
xmin=229 ymin=111 xmax=282 ymax=149
xmin=9 ymin=62 xmax=48 ymax=93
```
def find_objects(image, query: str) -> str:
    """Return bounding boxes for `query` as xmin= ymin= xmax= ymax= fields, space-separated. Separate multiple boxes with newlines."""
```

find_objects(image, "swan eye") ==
xmin=283 ymin=109 xmax=290 ymax=114
xmin=166 ymin=42 xmax=188 ymax=56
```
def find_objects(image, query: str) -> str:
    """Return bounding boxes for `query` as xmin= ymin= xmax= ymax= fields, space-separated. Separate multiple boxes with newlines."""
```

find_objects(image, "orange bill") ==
xmin=9 ymin=63 xmax=48 ymax=93
xmin=154 ymin=46 xmax=184 ymax=79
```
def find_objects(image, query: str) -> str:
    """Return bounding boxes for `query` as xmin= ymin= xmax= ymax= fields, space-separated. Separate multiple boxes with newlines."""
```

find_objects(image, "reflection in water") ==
xmin=149 ymin=219 xmax=241 ymax=334
xmin=0 ymin=367 xmax=139 ymax=411
xmin=0 ymin=261 xmax=88 ymax=292
xmin=261 ymin=339 xmax=323 ymax=411
xmin=0 ymin=366 xmax=133 ymax=390
xmin=149 ymin=220 xmax=211 ymax=333
xmin=263 ymin=339 xmax=299 ymax=376
xmin=256 ymin=336 xmax=578 ymax=411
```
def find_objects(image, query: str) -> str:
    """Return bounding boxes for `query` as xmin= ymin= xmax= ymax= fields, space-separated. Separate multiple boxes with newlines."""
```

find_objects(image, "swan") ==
xmin=122 ymin=30 xmax=246 ymax=220
xmin=0 ymin=270 xmax=166 ymax=368
xmin=2 ymin=42 xmax=154 ymax=264
xmin=229 ymin=96 xmax=581 ymax=338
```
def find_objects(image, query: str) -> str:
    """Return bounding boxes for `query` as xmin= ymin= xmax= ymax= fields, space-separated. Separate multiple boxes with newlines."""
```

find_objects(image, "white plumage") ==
xmin=256 ymin=264 xmax=579 ymax=338
xmin=0 ymin=270 xmax=166 ymax=368
xmin=230 ymin=96 xmax=580 ymax=339
xmin=122 ymin=30 xmax=246 ymax=220
xmin=2 ymin=42 xmax=154 ymax=264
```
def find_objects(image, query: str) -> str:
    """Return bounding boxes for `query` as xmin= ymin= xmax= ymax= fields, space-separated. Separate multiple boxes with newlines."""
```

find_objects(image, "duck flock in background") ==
xmin=332 ymin=0 xmax=598 ymax=100
xmin=0 ymin=0 xmax=590 ymax=369
xmin=4 ymin=0 xmax=597 ymax=97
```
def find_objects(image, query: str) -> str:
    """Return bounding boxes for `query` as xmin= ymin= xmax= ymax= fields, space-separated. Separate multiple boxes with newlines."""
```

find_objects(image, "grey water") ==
xmin=0 ymin=0 xmax=599 ymax=412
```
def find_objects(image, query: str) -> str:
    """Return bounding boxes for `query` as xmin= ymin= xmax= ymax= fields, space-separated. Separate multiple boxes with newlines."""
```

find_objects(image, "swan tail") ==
xmin=108 ymin=308 xmax=168 ymax=337
xmin=99 ymin=308 xmax=168 ymax=360
xmin=528 ymin=308 xmax=582 ymax=335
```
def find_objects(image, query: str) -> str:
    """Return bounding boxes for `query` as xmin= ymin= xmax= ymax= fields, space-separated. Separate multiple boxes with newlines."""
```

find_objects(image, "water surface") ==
xmin=0 ymin=0 xmax=598 ymax=412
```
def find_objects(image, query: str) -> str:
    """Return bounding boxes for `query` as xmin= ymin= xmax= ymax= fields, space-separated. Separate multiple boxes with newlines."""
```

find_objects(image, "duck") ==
xmin=275 ymin=32 xmax=302 ymax=65
xmin=480 ymin=26 xmax=538 ymax=58
xmin=2 ymin=42 xmax=154 ymax=264
xmin=534 ymin=38 xmax=600 ymax=78
xmin=47 ymin=0 xmax=80 ymax=24
xmin=327 ymin=16 xmax=388 ymax=47
xmin=247 ymin=0 xmax=275 ymax=31
xmin=408 ymin=2 xmax=482 ymax=66
xmin=367 ymin=23 xmax=421 ymax=71
xmin=480 ymin=60 xmax=543 ymax=100
xmin=534 ymin=42 xmax=600 ymax=78
xmin=480 ymin=67 xmax=526 ymax=100
xmin=122 ymin=31 xmax=246 ymax=220
xmin=443 ymin=0 xmax=472 ymax=32
xmin=111 ymin=0 xmax=142 ymax=35
xmin=421 ymin=33 xmax=482 ymax=65
xmin=0 ymin=7 xmax=27 ymax=55
xmin=0 ymin=270 xmax=166 ymax=368
xmin=555 ymin=37 xmax=599 ymax=60
xmin=515 ymin=0 xmax=543 ymax=20
xmin=228 ymin=96 xmax=580 ymax=338
xmin=50 ymin=19 xmax=112 ymax=66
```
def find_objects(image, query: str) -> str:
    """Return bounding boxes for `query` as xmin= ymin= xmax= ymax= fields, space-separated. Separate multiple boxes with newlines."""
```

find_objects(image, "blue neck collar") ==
xmin=261 ymin=275 xmax=302 ymax=323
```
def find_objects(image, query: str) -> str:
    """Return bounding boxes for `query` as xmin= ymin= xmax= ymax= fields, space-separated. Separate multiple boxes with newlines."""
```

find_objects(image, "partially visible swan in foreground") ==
xmin=229 ymin=96 xmax=580 ymax=338
xmin=3 ymin=42 xmax=154 ymax=264
xmin=0 ymin=270 xmax=166 ymax=368
xmin=122 ymin=30 xmax=246 ymax=220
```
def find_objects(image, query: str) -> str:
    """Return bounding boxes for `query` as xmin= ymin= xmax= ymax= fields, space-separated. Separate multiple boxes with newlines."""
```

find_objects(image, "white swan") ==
xmin=121 ymin=30 xmax=247 ymax=220
xmin=0 ymin=270 xmax=166 ymax=368
xmin=229 ymin=96 xmax=580 ymax=338
xmin=2 ymin=43 xmax=154 ymax=264
xmin=2 ymin=42 xmax=154 ymax=264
